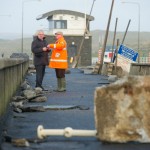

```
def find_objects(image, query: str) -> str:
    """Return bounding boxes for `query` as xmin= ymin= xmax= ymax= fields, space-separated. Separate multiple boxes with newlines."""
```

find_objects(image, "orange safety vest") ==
xmin=48 ymin=37 xmax=68 ymax=69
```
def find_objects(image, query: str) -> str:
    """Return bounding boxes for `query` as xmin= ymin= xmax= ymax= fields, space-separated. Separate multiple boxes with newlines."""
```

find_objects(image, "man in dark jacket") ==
xmin=31 ymin=30 xmax=50 ymax=90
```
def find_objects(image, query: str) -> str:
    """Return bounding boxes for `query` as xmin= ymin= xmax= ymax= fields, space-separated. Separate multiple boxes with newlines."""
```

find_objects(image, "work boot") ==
xmin=53 ymin=78 xmax=61 ymax=91
xmin=57 ymin=78 xmax=66 ymax=92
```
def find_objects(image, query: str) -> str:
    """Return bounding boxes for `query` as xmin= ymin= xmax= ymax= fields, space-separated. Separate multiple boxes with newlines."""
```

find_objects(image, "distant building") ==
xmin=36 ymin=9 xmax=94 ymax=66
xmin=98 ymin=49 xmax=114 ymax=63
xmin=139 ymin=50 xmax=150 ymax=64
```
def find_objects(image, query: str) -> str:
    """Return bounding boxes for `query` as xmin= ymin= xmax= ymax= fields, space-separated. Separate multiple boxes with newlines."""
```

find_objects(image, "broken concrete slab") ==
xmin=19 ymin=105 xmax=89 ymax=111
xmin=43 ymin=105 xmax=78 ymax=110
xmin=44 ymin=105 xmax=89 ymax=110
xmin=94 ymin=75 xmax=150 ymax=143
xmin=20 ymin=106 xmax=45 ymax=112
xmin=83 ymin=69 xmax=94 ymax=74
xmin=108 ymin=75 xmax=118 ymax=82
xmin=22 ymin=90 xmax=37 ymax=99
xmin=11 ymin=96 xmax=27 ymax=102
xmin=29 ymin=96 xmax=47 ymax=103
xmin=11 ymin=138 xmax=30 ymax=147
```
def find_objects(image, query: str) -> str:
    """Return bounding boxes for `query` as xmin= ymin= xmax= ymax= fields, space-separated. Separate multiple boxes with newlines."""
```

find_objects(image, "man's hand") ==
xmin=43 ymin=47 xmax=47 ymax=51
xmin=46 ymin=45 xmax=51 ymax=51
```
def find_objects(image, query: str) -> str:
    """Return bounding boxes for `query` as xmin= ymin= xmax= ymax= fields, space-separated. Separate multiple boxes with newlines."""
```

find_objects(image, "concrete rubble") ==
xmin=94 ymin=75 xmax=150 ymax=143
xmin=10 ymin=79 xmax=48 ymax=113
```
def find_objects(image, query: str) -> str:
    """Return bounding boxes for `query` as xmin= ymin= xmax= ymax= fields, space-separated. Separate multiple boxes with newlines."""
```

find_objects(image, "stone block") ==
xmin=94 ymin=76 xmax=150 ymax=143
xmin=10 ymin=53 xmax=29 ymax=60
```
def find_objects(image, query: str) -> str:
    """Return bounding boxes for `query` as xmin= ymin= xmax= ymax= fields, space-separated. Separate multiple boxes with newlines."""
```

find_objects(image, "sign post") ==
xmin=117 ymin=44 xmax=138 ymax=73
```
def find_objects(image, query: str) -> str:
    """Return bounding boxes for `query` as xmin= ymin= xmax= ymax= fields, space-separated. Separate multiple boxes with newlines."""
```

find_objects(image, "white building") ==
xmin=37 ymin=9 xmax=94 ymax=36
xmin=36 ymin=10 xmax=94 ymax=66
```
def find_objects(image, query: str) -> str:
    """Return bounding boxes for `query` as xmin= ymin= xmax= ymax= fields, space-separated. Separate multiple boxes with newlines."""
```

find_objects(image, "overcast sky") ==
xmin=0 ymin=0 xmax=149 ymax=36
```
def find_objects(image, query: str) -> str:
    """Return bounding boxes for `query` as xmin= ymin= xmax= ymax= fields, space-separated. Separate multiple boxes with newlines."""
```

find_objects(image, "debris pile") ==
xmin=11 ymin=80 xmax=48 ymax=113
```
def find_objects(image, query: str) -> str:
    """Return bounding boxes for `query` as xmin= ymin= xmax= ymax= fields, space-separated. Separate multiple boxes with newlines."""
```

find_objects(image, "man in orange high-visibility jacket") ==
xmin=47 ymin=31 xmax=68 ymax=92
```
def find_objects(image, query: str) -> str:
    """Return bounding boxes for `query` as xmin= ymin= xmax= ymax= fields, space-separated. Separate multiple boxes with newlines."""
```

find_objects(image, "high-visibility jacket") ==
xmin=48 ymin=37 xmax=68 ymax=69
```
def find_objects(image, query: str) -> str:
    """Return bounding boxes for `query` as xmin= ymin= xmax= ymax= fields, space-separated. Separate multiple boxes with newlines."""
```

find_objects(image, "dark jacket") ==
xmin=31 ymin=37 xmax=50 ymax=66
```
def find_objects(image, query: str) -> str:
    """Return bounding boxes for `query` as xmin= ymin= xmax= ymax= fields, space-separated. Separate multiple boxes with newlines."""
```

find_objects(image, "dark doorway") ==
xmin=68 ymin=44 xmax=77 ymax=67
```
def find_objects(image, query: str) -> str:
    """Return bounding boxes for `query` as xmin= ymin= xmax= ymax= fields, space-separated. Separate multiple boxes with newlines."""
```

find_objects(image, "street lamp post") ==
xmin=122 ymin=1 xmax=140 ymax=63
xmin=21 ymin=0 xmax=41 ymax=53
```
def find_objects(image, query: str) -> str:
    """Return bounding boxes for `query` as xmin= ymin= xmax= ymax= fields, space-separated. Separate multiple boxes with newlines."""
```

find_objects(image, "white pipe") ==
xmin=37 ymin=125 xmax=97 ymax=139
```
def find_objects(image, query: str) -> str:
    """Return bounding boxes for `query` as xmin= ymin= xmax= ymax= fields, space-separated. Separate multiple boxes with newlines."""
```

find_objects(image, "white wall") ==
xmin=47 ymin=14 xmax=86 ymax=35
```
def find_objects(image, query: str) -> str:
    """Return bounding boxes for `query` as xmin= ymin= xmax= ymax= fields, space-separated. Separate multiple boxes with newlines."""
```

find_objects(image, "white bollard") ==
xmin=37 ymin=125 xmax=97 ymax=139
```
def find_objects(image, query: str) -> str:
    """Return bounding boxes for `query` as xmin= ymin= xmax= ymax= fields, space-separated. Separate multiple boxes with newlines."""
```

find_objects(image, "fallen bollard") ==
xmin=37 ymin=125 xmax=97 ymax=139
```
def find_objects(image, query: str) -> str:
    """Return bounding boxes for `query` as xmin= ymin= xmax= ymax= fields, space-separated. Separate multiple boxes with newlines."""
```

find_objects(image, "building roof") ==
xmin=36 ymin=9 xmax=94 ymax=21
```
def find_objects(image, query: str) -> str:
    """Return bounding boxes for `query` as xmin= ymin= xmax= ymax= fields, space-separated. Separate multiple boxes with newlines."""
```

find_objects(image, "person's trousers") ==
xmin=35 ymin=65 xmax=46 ymax=88
xmin=55 ymin=69 xmax=65 ymax=78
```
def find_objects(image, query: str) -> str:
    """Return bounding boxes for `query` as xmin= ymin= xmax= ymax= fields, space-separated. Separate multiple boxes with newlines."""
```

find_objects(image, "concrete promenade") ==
xmin=1 ymin=68 xmax=150 ymax=150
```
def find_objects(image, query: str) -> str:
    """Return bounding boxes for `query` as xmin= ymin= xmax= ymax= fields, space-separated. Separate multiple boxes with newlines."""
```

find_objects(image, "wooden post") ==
xmin=98 ymin=0 xmax=115 ymax=74
xmin=121 ymin=19 xmax=131 ymax=45
xmin=111 ymin=17 xmax=118 ymax=62
xmin=115 ymin=39 xmax=119 ymax=74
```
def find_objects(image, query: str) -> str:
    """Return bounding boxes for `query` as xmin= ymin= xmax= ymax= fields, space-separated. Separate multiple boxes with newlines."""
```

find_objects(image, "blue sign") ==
xmin=118 ymin=44 xmax=138 ymax=62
